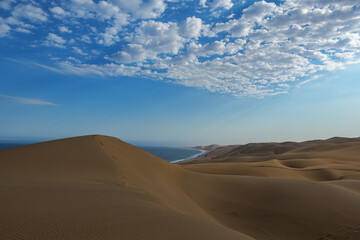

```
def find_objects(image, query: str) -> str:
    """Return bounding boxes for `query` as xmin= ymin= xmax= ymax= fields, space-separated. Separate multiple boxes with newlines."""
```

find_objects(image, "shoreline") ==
xmin=171 ymin=149 xmax=206 ymax=163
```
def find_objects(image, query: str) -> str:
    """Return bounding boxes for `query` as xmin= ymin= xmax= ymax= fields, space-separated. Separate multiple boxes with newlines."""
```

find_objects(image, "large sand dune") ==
xmin=1 ymin=135 xmax=360 ymax=240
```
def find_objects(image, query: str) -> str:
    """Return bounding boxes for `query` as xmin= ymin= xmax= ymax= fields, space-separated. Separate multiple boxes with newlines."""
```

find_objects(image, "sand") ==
xmin=0 ymin=135 xmax=360 ymax=240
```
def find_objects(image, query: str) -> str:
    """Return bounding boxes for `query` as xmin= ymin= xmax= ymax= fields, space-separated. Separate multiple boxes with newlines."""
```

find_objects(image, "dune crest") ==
xmin=1 ymin=135 xmax=360 ymax=240
xmin=0 ymin=135 xmax=252 ymax=240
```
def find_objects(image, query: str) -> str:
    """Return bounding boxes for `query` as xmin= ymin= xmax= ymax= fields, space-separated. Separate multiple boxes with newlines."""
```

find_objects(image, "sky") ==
xmin=0 ymin=0 xmax=360 ymax=146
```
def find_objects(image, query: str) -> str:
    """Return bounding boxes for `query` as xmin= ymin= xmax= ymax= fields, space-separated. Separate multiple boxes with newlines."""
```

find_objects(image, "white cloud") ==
xmin=108 ymin=44 xmax=147 ymax=63
xmin=242 ymin=0 xmax=277 ymax=23
xmin=50 ymin=6 xmax=69 ymax=18
xmin=179 ymin=16 xmax=203 ymax=39
xmin=80 ymin=35 xmax=91 ymax=43
xmin=1 ymin=0 xmax=360 ymax=98
xmin=12 ymin=4 xmax=48 ymax=22
xmin=227 ymin=13 xmax=234 ymax=19
xmin=163 ymin=0 xmax=360 ymax=97
xmin=97 ymin=13 xmax=128 ymax=46
xmin=14 ymin=27 xmax=31 ymax=33
xmin=59 ymin=26 xmax=72 ymax=33
xmin=214 ymin=19 xmax=252 ymax=37
xmin=0 ymin=22 xmax=11 ymax=37
xmin=0 ymin=0 xmax=16 ymax=10
xmin=199 ymin=0 xmax=207 ymax=7
xmin=110 ymin=0 xmax=142 ymax=12
xmin=111 ymin=0 xmax=166 ymax=19
xmin=61 ymin=0 xmax=165 ymax=24
xmin=44 ymin=33 xmax=66 ymax=48
xmin=109 ymin=20 xmax=184 ymax=63
xmin=210 ymin=0 xmax=233 ymax=10
xmin=52 ymin=1 xmax=130 ymax=46
xmin=213 ymin=1 xmax=278 ymax=38
xmin=185 ymin=39 xmax=245 ymax=58
xmin=96 ymin=1 xmax=121 ymax=20
xmin=0 ymin=94 xmax=55 ymax=105
xmin=0 ymin=4 xmax=46 ymax=37
xmin=72 ymin=46 xmax=87 ymax=55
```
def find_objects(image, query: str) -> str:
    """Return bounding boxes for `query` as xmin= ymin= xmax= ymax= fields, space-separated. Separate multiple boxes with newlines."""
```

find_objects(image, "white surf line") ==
xmin=171 ymin=149 xmax=206 ymax=163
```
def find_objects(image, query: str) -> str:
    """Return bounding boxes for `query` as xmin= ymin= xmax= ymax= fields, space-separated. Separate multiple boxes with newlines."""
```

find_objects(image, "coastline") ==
xmin=2 ymin=135 xmax=360 ymax=240
xmin=171 ymin=149 xmax=206 ymax=163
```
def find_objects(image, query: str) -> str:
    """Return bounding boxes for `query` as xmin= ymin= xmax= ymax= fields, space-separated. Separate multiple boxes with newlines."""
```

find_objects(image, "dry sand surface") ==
xmin=1 ymin=135 xmax=360 ymax=240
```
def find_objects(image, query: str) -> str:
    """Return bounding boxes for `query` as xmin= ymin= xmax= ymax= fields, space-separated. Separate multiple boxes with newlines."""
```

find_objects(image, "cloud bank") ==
xmin=1 ymin=0 xmax=360 ymax=97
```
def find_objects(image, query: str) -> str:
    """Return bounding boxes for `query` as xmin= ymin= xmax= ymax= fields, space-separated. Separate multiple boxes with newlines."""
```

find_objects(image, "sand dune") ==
xmin=1 ymin=135 xmax=360 ymax=240
xmin=191 ymin=144 xmax=222 ymax=152
xmin=185 ymin=137 xmax=360 ymax=163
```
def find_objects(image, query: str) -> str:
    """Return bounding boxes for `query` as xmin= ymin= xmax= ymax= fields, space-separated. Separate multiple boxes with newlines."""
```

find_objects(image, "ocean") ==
xmin=0 ymin=143 xmax=203 ymax=163
xmin=140 ymin=146 xmax=204 ymax=163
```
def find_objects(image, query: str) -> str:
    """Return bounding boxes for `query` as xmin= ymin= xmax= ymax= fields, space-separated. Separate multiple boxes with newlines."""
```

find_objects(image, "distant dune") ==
xmin=185 ymin=137 xmax=360 ymax=164
xmin=1 ymin=135 xmax=360 ymax=240
xmin=191 ymin=143 xmax=222 ymax=152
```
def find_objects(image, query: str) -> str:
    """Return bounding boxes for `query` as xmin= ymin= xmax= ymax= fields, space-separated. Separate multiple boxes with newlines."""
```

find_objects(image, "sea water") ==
xmin=140 ymin=146 xmax=204 ymax=163
xmin=0 ymin=143 xmax=203 ymax=163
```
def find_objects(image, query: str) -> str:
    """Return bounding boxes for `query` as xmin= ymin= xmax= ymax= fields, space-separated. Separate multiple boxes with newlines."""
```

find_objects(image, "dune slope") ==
xmin=0 ymin=135 xmax=252 ymax=240
xmin=1 ymin=135 xmax=360 ymax=240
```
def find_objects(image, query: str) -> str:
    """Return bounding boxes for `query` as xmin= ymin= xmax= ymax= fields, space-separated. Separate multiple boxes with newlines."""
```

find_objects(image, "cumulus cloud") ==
xmin=0 ymin=4 xmax=45 ymax=36
xmin=57 ymin=0 xmax=129 ymax=46
xmin=97 ymin=13 xmax=128 ymax=46
xmin=213 ymin=19 xmax=252 ymax=37
xmin=60 ymin=0 xmax=165 ymax=23
xmin=72 ymin=46 xmax=87 ymax=55
xmin=12 ymin=4 xmax=48 ymax=22
xmin=59 ymin=26 xmax=72 ymax=33
xmin=0 ymin=0 xmax=16 ymax=10
xmin=44 ymin=33 xmax=66 ymax=48
xmin=1 ymin=0 xmax=360 ymax=98
xmin=50 ymin=6 xmax=69 ymax=18
xmin=109 ymin=0 xmax=360 ymax=97
xmin=199 ymin=0 xmax=207 ymax=8
xmin=111 ymin=0 xmax=166 ymax=19
xmin=213 ymin=1 xmax=278 ymax=38
xmin=210 ymin=0 xmax=234 ymax=10
xmin=0 ymin=22 xmax=11 ymax=37
xmin=186 ymin=39 xmax=246 ymax=58
xmin=179 ymin=16 xmax=203 ymax=39
xmin=14 ymin=27 xmax=31 ymax=33
xmin=108 ymin=20 xmax=184 ymax=63
xmin=242 ymin=0 xmax=277 ymax=23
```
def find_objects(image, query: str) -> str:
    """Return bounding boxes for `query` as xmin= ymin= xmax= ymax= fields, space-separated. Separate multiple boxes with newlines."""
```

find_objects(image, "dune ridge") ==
xmin=1 ymin=135 xmax=360 ymax=240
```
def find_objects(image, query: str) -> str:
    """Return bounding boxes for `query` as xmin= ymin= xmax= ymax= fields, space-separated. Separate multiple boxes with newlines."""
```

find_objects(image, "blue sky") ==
xmin=1 ymin=0 xmax=360 ymax=146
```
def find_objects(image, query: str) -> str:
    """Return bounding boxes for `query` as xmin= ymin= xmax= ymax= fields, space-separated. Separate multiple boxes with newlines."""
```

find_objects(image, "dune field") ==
xmin=0 ymin=135 xmax=360 ymax=240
